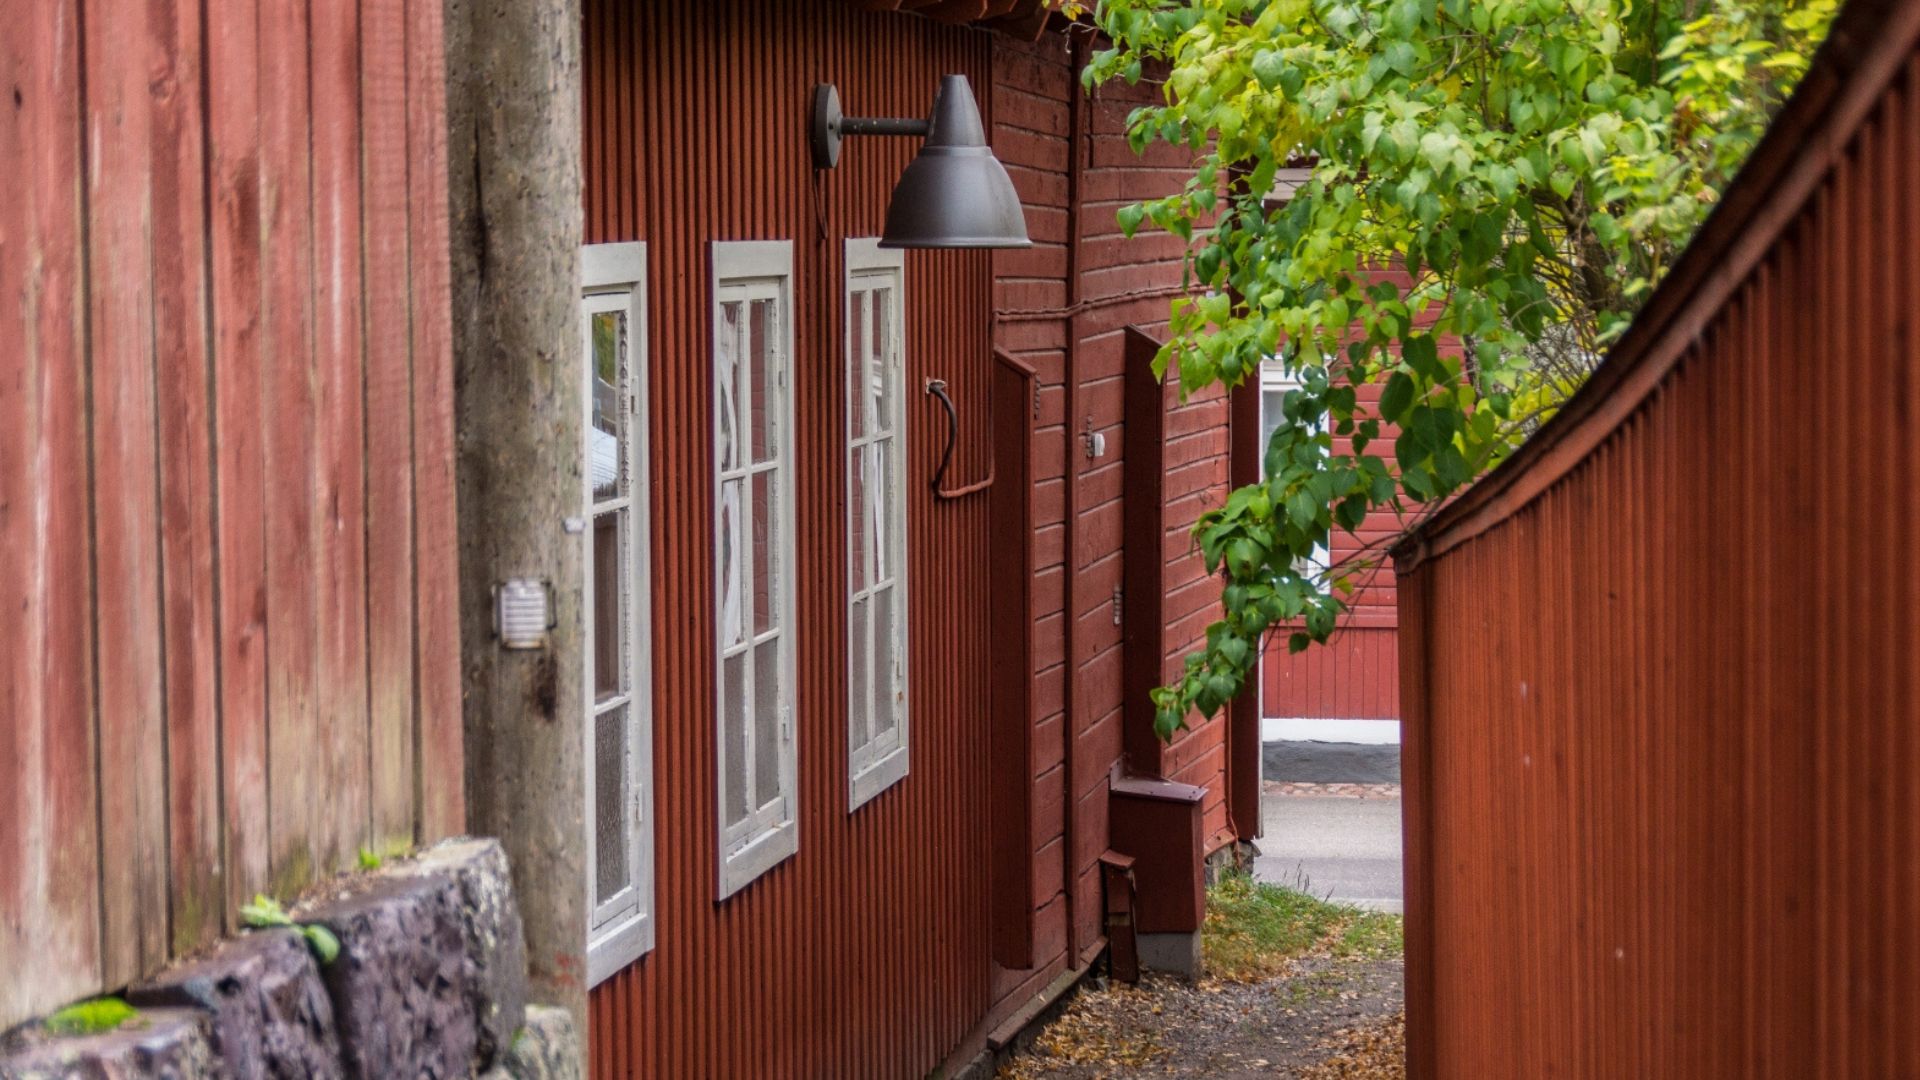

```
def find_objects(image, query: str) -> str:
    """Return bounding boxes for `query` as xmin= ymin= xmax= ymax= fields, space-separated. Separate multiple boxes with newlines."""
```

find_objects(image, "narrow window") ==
xmin=1260 ymin=361 xmax=1329 ymax=575
xmin=582 ymin=241 xmax=653 ymax=982
xmin=712 ymin=241 xmax=799 ymax=898
xmin=844 ymin=239 xmax=909 ymax=810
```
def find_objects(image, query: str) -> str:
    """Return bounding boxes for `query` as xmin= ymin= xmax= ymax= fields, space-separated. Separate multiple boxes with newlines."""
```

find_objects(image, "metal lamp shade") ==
xmin=879 ymin=75 xmax=1031 ymax=250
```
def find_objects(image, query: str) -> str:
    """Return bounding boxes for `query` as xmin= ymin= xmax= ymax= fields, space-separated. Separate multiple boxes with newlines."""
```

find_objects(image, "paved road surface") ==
xmin=1254 ymin=794 xmax=1403 ymax=914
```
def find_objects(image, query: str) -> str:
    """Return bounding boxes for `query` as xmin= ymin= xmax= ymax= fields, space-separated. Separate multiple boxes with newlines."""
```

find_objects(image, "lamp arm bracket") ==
xmin=811 ymin=83 xmax=931 ymax=169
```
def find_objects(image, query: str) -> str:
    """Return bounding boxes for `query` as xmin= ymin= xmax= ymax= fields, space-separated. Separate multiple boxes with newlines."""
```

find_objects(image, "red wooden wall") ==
xmin=1395 ymin=3 xmax=1920 ymax=1073
xmin=577 ymin=7 xmax=1247 ymax=1072
xmin=580 ymin=4 xmax=999 ymax=1076
xmin=988 ymin=32 xmax=1238 ymax=1025
xmin=0 ymin=0 xmax=462 ymax=1031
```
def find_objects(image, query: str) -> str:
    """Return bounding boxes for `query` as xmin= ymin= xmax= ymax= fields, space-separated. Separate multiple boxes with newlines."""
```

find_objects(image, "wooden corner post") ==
xmin=442 ymin=0 xmax=588 ymax=1032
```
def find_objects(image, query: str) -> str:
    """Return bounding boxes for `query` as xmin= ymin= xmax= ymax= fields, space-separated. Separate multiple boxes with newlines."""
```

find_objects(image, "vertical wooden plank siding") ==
xmin=1261 ymin=626 xmax=1400 ymax=721
xmin=259 ymin=0 xmax=323 ymax=896
xmin=207 ymin=0 xmax=271 ymax=922
xmin=0 ymin=0 xmax=463 ymax=1029
xmin=83 ymin=0 xmax=172 ymax=985
xmin=1393 ymin=6 xmax=1920 ymax=1074
xmin=407 ymin=0 xmax=465 ymax=843
xmin=310 ymin=0 xmax=372 ymax=871
xmin=145 ymin=0 xmax=221 ymax=954
xmin=1120 ymin=326 xmax=1168 ymax=780
xmin=362 ymin=0 xmax=418 ymax=851
xmin=0 ymin=0 xmax=103 ymax=1022
xmin=990 ymin=349 xmax=1039 ymax=970
xmin=582 ymin=4 xmax=996 ymax=1075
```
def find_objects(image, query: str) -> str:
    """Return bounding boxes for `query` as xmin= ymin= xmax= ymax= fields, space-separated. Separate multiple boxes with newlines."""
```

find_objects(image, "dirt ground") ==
xmin=997 ymin=878 xmax=1406 ymax=1080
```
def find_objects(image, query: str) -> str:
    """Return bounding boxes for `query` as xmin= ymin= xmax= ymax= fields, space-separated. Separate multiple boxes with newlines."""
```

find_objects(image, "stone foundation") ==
xmin=0 ymin=838 xmax=575 ymax=1080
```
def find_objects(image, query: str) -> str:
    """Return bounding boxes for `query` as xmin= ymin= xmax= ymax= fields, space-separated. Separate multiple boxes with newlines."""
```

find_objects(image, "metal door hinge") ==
xmin=1111 ymin=584 xmax=1123 ymax=626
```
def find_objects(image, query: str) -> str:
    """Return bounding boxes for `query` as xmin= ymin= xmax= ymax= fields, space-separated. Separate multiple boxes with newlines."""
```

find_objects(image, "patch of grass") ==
xmin=1202 ymin=872 xmax=1403 ymax=982
xmin=44 ymin=997 xmax=138 ymax=1036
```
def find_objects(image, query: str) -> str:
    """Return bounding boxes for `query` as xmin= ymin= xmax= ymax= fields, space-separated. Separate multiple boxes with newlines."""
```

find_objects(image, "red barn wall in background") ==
xmin=0 ymin=0 xmax=463 ymax=1031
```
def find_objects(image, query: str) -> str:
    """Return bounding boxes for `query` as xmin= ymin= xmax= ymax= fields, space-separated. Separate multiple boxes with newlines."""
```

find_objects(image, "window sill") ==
xmin=587 ymin=909 xmax=654 ymax=987
xmin=848 ymin=745 xmax=908 ymax=812
xmin=717 ymin=818 xmax=798 ymax=901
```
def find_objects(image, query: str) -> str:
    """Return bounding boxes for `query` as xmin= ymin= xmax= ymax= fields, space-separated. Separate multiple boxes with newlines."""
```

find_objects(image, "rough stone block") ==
xmin=126 ymin=928 xmax=343 ymax=1079
xmin=476 ymin=1006 xmax=580 ymax=1080
xmin=388 ymin=837 xmax=528 ymax=1068
xmin=302 ymin=875 xmax=476 ymax=1080
xmin=0 ymin=1008 xmax=217 ymax=1079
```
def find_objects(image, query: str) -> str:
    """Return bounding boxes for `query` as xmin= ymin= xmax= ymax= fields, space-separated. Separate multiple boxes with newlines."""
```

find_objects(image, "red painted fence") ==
xmin=1 ymin=0 xmax=462 ymax=1031
xmin=1394 ymin=2 xmax=1920 ymax=1074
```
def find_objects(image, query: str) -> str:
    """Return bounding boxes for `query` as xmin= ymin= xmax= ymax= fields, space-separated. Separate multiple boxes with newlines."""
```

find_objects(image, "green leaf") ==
xmin=302 ymin=924 xmax=343 ymax=966
xmin=1251 ymin=49 xmax=1287 ymax=90
xmin=240 ymin=894 xmax=295 ymax=929
xmin=1378 ymin=371 xmax=1415 ymax=422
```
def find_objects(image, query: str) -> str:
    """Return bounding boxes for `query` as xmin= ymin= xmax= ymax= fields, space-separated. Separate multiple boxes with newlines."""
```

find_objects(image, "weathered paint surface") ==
xmin=0 ymin=0 xmax=463 ymax=1030
xmin=1394 ymin=5 xmax=1920 ymax=1074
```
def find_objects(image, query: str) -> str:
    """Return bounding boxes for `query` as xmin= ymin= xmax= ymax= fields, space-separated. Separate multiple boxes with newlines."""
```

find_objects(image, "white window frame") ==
xmin=581 ymin=241 xmax=654 ymax=984
xmin=843 ymin=239 xmax=910 ymax=811
xmin=1260 ymin=361 xmax=1330 ymax=575
xmin=711 ymin=241 xmax=800 ymax=900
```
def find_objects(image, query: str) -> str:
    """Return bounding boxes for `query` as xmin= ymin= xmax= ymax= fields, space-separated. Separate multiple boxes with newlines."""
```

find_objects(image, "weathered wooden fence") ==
xmin=1392 ymin=2 xmax=1920 ymax=1075
xmin=2 ymin=0 xmax=462 ymax=1030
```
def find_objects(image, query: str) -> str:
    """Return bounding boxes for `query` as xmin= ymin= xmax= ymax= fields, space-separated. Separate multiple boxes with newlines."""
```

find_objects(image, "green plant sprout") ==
xmin=239 ymin=894 xmax=342 ymax=966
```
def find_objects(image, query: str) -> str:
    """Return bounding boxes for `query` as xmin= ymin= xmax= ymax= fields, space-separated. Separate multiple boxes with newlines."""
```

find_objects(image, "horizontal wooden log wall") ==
xmin=987 ymin=32 xmax=1232 ymax=1023
xmin=0 ymin=0 xmax=462 ymax=1030
xmin=1394 ymin=3 xmax=1920 ymax=1074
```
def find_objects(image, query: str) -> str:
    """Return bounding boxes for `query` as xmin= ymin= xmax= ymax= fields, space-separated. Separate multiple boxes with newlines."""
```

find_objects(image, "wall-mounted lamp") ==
xmin=810 ymin=74 xmax=1032 ymax=250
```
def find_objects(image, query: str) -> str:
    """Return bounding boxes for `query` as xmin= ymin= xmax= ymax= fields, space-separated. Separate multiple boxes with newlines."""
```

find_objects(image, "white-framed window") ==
xmin=1260 ymin=361 xmax=1330 ymax=575
xmin=581 ymin=241 xmax=654 ymax=983
xmin=844 ymin=239 xmax=910 ymax=811
xmin=711 ymin=241 xmax=799 ymax=899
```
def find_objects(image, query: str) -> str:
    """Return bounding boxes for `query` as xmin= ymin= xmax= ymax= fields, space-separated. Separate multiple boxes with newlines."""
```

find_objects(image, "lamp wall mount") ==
xmin=810 ymin=85 xmax=929 ymax=170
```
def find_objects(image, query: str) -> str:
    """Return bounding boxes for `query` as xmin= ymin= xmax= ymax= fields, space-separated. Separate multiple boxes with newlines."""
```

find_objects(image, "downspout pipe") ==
xmin=1061 ymin=26 xmax=1089 ymax=967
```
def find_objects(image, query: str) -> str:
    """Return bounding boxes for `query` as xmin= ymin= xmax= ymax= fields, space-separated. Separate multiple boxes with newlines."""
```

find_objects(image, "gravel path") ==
xmin=997 ymin=954 xmax=1405 ymax=1079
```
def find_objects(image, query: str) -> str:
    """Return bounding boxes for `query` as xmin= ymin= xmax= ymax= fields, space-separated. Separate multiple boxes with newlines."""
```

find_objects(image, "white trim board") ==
xmin=1262 ymin=717 xmax=1401 ymax=745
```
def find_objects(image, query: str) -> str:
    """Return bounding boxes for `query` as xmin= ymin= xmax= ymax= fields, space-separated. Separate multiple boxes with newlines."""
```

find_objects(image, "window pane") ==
xmin=870 ymin=287 xmax=891 ymax=436
xmin=869 ymin=443 xmax=890 ymax=586
xmin=595 ymin=704 xmax=628 ymax=904
xmin=849 ymin=596 xmax=869 ymax=754
xmin=873 ymin=585 xmax=896 ymax=741
xmin=719 ymin=301 xmax=744 ymax=472
xmin=593 ymin=512 xmax=624 ymax=702
xmin=753 ymin=638 xmax=781 ymax=811
xmin=848 ymin=290 xmax=867 ymax=441
xmin=753 ymin=471 xmax=776 ymax=636
xmin=849 ymin=447 xmax=867 ymax=594
xmin=751 ymin=299 xmax=778 ymax=465
xmin=724 ymin=652 xmax=748 ymax=828
xmin=590 ymin=309 xmax=625 ymax=502
xmin=1261 ymin=388 xmax=1285 ymax=478
xmin=719 ymin=479 xmax=743 ymax=648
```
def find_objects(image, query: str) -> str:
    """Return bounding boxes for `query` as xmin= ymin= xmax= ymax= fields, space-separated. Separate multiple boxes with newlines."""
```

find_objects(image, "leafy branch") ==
xmin=1086 ymin=0 xmax=1834 ymax=739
